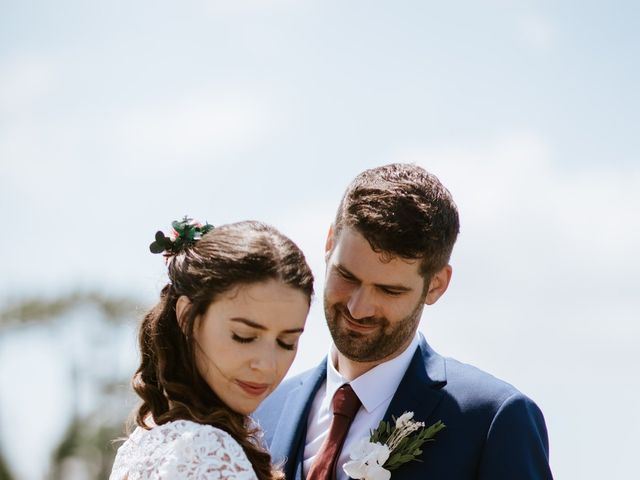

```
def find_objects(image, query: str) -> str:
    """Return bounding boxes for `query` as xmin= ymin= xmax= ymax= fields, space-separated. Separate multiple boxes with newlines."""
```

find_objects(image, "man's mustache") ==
xmin=334 ymin=305 xmax=385 ymax=327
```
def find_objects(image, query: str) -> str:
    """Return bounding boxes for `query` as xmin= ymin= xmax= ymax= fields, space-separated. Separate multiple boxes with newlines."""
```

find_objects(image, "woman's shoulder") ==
xmin=110 ymin=420 xmax=257 ymax=480
xmin=163 ymin=420 xmax=252 ymax=454
xmin=149 ymin=419 xmax=253 ymax=461
xmin=149 ymin=419 xmax=237 ymax=440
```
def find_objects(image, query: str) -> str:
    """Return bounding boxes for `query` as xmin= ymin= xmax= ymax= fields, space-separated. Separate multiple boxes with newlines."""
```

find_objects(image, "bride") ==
xmin=110 ymin=217 xmax=314 ymax=480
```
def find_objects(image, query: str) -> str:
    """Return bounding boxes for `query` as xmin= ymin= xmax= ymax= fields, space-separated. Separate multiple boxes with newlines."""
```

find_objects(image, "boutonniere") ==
xmin=342 ymin=412 xmax=445 ymax=480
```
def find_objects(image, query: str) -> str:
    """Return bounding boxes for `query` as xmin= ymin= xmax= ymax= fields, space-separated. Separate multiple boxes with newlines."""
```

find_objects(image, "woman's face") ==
xmin=191 ymin=279 xmax=310 ymax=415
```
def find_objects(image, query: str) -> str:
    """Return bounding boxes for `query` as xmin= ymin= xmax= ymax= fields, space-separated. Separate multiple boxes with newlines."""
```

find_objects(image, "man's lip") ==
xmin=235 ymin=380 xmax=270 ymax=397
xmin=342 ymin=313 xmax=378 ymax=332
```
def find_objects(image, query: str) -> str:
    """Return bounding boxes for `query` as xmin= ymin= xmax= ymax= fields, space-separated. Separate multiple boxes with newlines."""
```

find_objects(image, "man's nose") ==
xmin=346 ymin=286 xmax=376 ymax=319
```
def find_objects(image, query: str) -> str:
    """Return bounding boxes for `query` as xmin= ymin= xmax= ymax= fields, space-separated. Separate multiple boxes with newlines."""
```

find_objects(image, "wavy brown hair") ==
xmin=334 ymin=163 xmax=460 ymax=282
xmin=132 ymin=220 xmax=314 ymax=480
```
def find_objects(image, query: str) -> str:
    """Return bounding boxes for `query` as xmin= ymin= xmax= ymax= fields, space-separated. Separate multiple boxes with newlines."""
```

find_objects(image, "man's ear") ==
xmin=424 ymin=265 xmax=452 ymax=305
xmin=176 ymin=295 xmax=192 ymax=334
xmin=324 ymin=225 xmax=335 ymax=262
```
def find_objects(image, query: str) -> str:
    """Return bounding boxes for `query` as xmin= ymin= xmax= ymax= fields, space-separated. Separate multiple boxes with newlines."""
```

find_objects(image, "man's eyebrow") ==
xmin=229 ymin=318 xmax=304 ymax=334
xmin=335 ymin=264 xmax=413 ymax=292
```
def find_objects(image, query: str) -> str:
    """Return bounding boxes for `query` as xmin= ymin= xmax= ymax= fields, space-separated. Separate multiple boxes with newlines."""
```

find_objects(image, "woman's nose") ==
xmin=249 ymin=343 xmax=277 ymax=374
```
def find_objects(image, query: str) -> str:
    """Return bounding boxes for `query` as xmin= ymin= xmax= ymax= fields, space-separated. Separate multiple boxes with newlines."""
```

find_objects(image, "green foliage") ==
xmin=370 ymin=419 xmax=392 ymax=444
xmin=0 ymin=449 xmax=14 ymax=480
xmin=0 ymin=291 xmax=140 ymax=329
xmin=384 ymin=420 xmax=446 ymax=471
xmin=368 ymin=416 xmax=446 ymax=472
xmin=0 ymin=290 xmax=140 ymax=478
xmin=49 ymin=416 xmax=126 ymax=480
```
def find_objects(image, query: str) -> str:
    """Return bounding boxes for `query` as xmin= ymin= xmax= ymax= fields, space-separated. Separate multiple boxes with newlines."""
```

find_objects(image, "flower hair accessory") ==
xmin=343 ymin=412 xmax=445 ymax=480
xmin=149 ymin=216 xmax=214 ymax=256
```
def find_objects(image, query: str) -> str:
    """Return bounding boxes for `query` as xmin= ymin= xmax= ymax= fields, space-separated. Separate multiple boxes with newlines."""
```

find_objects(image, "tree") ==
xmin=0 ymin=291 xmax=142 ymax=479
xmin=0 ymin=448 xmax=14 ymax=480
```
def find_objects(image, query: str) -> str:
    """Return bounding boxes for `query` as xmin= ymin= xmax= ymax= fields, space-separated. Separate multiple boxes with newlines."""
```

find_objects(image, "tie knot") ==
xmin=332 ymin=384 xmax=361 ymax=419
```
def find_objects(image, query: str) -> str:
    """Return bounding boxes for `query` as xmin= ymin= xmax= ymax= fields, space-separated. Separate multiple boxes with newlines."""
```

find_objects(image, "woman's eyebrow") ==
xmin=229 ymin=318 xmax=304 ymax=334
xmin=230 ymin=318 xmax=266 ymax=330
xmin=281 ymin=327 xmax=305 ymax=334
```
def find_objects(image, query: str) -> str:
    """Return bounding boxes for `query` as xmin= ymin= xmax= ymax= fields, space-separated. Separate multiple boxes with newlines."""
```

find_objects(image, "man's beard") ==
xmin=324 ymin=298 xmax=424 ymax=363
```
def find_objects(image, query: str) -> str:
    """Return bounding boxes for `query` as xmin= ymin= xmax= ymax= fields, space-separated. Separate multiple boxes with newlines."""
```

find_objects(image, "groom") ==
xmin=254 ymin=164 xmax=553 ymax=479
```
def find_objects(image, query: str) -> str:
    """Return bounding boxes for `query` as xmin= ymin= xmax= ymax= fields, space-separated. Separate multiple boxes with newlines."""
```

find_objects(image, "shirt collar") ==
xmin=325 ymin=333 xmax=420 ymax=413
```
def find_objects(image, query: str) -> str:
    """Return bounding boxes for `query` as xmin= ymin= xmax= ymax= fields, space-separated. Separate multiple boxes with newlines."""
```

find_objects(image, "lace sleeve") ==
xmin=158 ymin=422 xmax=257 ymax=480
xmin=110 ymin=420 xmax=258 ymax=480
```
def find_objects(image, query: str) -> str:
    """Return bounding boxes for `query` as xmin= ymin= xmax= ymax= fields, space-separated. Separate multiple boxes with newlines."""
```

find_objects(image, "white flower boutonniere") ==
xmin=342 ymin=412 xmax=445 ymax=480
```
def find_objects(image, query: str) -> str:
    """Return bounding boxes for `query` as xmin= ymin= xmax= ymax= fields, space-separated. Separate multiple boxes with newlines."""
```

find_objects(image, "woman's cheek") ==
xmin=276 ymin=351 xmax=295 ymax=381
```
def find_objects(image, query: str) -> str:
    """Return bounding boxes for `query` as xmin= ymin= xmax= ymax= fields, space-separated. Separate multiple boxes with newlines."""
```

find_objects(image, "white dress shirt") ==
xmin=302 ymin=333 xmax=420 ymax=480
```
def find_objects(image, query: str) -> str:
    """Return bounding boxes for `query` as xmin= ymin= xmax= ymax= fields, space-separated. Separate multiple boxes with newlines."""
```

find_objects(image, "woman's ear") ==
xmin=176 ymin=295 xmax=192 ymax=334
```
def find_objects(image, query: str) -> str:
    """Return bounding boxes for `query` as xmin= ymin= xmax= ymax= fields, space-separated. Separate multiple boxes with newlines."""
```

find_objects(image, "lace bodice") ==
xmin=110 ymin=420 xmax=258 ymax=480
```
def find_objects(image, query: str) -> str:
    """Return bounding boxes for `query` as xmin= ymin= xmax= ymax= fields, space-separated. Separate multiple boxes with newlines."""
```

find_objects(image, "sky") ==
xmin=1 ymin=0 xmax=639 ymax=478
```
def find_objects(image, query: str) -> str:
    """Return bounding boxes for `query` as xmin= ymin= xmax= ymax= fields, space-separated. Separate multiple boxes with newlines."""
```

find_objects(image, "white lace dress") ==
xmin=110 ymin=419 xmax=258 ymax=480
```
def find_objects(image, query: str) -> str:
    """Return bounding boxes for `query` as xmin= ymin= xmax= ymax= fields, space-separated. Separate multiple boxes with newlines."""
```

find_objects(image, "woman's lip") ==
xmin=236 ymin=380 xmax=270 ymax=397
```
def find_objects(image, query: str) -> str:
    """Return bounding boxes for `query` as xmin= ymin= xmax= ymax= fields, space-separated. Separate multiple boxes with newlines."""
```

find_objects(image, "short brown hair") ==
xmin=333 ymin=163 xmax=459 ymax=279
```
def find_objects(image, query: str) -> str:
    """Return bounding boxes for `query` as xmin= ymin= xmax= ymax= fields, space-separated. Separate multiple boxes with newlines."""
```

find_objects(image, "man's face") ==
xmin=323 ymin=227 xmax=428 ymax=363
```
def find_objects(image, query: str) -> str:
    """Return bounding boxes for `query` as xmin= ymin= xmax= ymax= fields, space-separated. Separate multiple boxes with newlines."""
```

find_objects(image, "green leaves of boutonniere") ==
xmin=343 ymin=412 xmax=446 ymax=480
xmin=382 ymin=418 xmax=446 ymax=471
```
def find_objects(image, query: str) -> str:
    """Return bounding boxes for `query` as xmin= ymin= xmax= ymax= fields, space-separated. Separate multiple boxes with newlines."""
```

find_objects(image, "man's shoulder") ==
xmin=254 ymin=364 xmax=324 ymax=422
xmin=440 ymin=355 xmax=537 ymax=413
xmin=434 ymin=357 xmax=551 ymax=478
xmin=419 ymin=339 xmax=530 ymax=404
xmin=264 ymin=367 xmax=318 ymax=404
xmin=253 ymin=365 xmax=324 ymax=446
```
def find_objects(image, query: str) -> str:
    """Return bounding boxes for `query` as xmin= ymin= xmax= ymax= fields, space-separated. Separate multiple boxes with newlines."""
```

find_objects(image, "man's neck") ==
xmin=333 ymin=336 xmax=415 ymax=381
xmin=335 ymin=354 xmax=380 ymax=381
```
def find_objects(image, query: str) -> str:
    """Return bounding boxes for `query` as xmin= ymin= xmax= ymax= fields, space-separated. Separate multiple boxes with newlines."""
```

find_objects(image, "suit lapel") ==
xmin=271 ymin=360 xmax=327 ymax=480
xmin=274 ymin=338 xmax=445 ymax=479
xmin=383 ymin=336 xmax=447 ymax=425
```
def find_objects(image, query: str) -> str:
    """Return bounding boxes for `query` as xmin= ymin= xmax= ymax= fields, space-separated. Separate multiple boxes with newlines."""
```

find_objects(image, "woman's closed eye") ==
xmin=277 ymin=339 xmax=296 ymax=351
xmin=232 ymin=333 xmax=297 ymax=351
xmin=232 ymin=333 xmax=256 ymax=344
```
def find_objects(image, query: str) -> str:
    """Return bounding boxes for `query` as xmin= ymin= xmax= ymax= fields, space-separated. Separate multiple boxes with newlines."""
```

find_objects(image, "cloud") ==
xmin=0 ymin=55 xmax=62 ymax=185
xmin=115 ymin=88 xmax=279 ymax=163
xmin=201 ymin=0 xmax=304 ymax=14
xmin=517 ymin=13 xmax=556 ymax=51
xmin=393 ymin=131 xmax=640 ymax=293
xmin=0 ymin=55 xmax=58 ymax=115
xmin=0 ymin=85 xmax=281 ymax=192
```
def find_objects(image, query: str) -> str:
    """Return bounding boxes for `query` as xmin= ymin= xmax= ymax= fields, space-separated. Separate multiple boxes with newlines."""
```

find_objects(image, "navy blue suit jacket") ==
xmin=254 ymin=336 xmax=553 ymax=479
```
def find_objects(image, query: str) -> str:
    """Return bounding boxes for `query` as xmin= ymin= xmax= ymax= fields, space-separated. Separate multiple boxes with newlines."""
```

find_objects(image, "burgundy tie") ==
xmin=307 ymin=384 xmax=362 ymax=480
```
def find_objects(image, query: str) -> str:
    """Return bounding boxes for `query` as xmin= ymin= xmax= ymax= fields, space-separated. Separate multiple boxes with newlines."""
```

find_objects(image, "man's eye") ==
xmin=232 ymin=333 xmax=255 ymax=344
xmin=338 ymin=270 xmax=356 ymax=281
xmin=381 ymin=288 xmax=403 ymax=296
xmin=277 ymin=339 xmax=296 ymax=351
